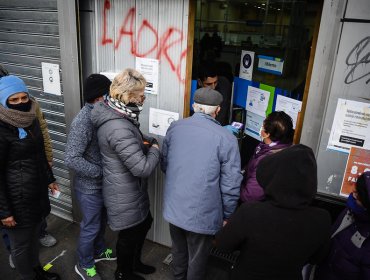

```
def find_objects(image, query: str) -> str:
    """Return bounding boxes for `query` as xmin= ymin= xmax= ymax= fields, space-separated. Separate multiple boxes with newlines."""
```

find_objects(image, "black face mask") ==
xmin=7 ymin=100 xmax=32 ymax=112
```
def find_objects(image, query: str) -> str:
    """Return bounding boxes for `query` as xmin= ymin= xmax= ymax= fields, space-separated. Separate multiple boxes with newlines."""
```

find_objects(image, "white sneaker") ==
xmin=39 ymin=233 xmax=57 ymax=247
xmin=9 ymin=254 xmax=15 ymax=269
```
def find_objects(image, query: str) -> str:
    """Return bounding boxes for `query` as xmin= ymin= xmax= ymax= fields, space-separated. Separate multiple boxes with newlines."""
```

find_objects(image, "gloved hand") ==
xmin=143 ymin=136 xmax=158 ymax=146
xmin=224 ymin=125 xmax=239 ymax=136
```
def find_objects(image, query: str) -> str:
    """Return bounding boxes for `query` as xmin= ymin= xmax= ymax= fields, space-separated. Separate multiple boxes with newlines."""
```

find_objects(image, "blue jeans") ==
xmin=75 ymin=189 xmax=107 ymax=268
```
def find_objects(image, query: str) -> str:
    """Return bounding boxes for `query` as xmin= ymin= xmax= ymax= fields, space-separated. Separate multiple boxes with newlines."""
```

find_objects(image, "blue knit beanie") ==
xmin=0 ymin=75 xmax=29 ymax=107
xmin=0 ymin=75 xmax=30 ymax=139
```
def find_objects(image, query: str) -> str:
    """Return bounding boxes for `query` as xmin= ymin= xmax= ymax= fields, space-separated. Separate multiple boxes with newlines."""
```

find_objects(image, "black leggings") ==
xmin=116 ymin=212 xmax=153 ymax=274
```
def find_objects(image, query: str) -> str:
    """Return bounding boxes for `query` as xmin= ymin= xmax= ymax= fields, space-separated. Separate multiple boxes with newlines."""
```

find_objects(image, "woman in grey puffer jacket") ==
xmin=91 ymin=69 xmax=159 ymax=280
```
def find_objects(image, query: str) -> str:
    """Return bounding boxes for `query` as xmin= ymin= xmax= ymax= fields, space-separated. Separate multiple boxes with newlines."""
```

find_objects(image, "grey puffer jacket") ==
xmin=91 ymin=101 xmax=160 ymax=231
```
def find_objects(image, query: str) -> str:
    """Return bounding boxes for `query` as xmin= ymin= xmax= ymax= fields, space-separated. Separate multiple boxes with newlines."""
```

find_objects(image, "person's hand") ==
xmin=48 ymin=161 xmax=53 ymax=168
xmin=223 ymin=125 xmax=239 ymax=136
xmin=1 ymin=216 xmax=16 ymax=227
xmin=48 ymin=182 xmax=59 ymax=195
xmin=223 ymin=220 xmax=228 ymax=227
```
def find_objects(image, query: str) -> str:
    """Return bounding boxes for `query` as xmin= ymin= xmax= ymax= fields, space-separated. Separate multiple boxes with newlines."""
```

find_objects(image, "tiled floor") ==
xmin=0 ymin=215 xmax=231 ymax=280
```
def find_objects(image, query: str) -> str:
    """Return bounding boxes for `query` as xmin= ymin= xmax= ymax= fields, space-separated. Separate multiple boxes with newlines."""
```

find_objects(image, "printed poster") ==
xmin=245 ymin=110 xmax=264 ymax=141
xmin=340 ymin=147 xmax=370 ymax=197
xmin=327 ymin=99 xmax=370 ymax=153
xmin=135 ymin=57 xmax=159 ymax=95
xmin=246 ymin=86 xmax=270 ymax=117
xmin=239 ymin=50 xmax=254 ymax=81
xmin=149 ymin=108 xmax=179 ymax=136
xmin=275 ymin=95 xmax=302 ymax=129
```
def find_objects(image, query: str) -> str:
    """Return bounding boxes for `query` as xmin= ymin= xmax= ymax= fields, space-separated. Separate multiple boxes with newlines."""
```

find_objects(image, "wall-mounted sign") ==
xmin=245 ymin=110 xmax=264 ymax=141
xmin=239 ymin=50 xmax=254 ymax=81
xmin=275 ymin=95 xmax=302 ymax=129
xmin=41 ymin=62 xmax=61 ymax=95
xmin=327 ymin=99 xmax=370 ymax=153
xmin=246 ymin=86 xmax=270 ymax=117
xmin=257 ymin=55 xmax=284 ymax=75
xmin=149 ymin=108 xmax=179 ymax=136
xmin=135 ymin=57 xmax=159 ymax=95
xmin=340 ymin=147 xmax=370 ymax=197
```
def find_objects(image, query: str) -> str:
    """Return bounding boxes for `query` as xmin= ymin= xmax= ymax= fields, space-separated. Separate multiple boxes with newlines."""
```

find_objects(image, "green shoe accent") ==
xmin=95 ymin=248 xmax=117 ymax=263
xmin=85 ymin=266 xmax=97 ymax=277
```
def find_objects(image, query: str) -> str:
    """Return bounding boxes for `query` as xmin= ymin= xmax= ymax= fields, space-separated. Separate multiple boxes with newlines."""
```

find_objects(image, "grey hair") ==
xmin=110 ymin=68 xmax=146 ymax=104
xmin=193 ymin=102 xmax=218 ymax=115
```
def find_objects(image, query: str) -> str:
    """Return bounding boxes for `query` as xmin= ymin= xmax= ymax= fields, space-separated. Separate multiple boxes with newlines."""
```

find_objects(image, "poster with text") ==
xmin=135 ymin=57 xmax=159 ymax=95
xmin=239 ymin=50 xmax=254 ymax=81
xmin=275 ymin=95 xmax=302 ymax=129
xmin=327 ymin=99 xmax=370 ymax=153
xmin=149 ymin=108 xmax=179 ymax=136
xmin=340 ymin=147 xmax=370 ymax=197
xmin=246 ymin=86 xmax=270 ymax=117
xmin=245 ymin=110 xmax=264 ymax=141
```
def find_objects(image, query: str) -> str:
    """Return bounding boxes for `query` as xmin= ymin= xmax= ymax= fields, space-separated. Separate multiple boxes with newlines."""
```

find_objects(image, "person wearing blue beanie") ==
xmin=0 ymin=74 xmax=61 ymax=280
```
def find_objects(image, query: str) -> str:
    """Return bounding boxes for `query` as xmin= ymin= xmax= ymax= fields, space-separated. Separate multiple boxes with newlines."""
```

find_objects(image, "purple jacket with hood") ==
xmin=240 ymin=141 xmax=291 ymax=203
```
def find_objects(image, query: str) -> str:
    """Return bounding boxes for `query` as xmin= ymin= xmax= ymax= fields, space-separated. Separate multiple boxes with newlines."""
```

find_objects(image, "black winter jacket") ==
xmin=0 ymin=119 xmax=54 ymax=228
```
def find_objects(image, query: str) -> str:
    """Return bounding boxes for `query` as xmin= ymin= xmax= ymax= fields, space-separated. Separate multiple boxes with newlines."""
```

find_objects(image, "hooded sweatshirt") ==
xmin=215 ymin=144 xmax=331 ymax=280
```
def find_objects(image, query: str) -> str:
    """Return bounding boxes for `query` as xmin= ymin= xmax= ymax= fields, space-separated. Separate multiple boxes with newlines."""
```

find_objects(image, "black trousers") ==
xmin=116 ymin=212 xmax=153 ymax=275
xmin=6 ymin=221 xmax=42 ymax=280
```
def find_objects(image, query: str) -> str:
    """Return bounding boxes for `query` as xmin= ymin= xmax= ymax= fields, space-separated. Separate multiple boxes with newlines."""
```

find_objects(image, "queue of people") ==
xmin=1 ymin=68 xmax=369 ymax=280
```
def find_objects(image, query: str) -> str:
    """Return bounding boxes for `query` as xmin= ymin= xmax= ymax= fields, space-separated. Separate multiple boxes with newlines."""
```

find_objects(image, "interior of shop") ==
xmin=191 ymin=0 xmax=323 ymax=165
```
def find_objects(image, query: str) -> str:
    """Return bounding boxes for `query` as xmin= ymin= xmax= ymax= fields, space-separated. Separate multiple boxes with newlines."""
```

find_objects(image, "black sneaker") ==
xmin=115 ymin=270 xmax=145 ymax=280
xmin=133 ymin=261 xmax=156 ymax=274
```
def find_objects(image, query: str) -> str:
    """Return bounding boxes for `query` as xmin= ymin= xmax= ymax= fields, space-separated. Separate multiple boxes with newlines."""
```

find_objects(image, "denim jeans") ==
xmin=169 ymin=224 xmax=213 ymax=280
xmin=6 ymin=221 xmax=42 ymax=280
xmin=75 ymin=189 xmax=107 ymax=268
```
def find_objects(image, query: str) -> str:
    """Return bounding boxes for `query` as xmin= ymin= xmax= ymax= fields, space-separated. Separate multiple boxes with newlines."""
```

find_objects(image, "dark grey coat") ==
xmin=91 ymin=102 xmax=160 ymax=231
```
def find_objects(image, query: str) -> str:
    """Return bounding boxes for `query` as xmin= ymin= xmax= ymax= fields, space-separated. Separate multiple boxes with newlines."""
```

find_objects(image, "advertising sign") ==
xmin=340 ymin=147 xmax=370 ymax=197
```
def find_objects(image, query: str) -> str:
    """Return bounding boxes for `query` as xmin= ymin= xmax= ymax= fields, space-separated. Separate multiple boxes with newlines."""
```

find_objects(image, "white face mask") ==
xmin=259 ymin=126 xmax=268 ymax=143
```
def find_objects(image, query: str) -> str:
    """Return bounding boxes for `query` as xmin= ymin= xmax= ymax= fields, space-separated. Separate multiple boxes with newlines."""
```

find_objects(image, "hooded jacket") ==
xmin=240 ymin=141 xmax=291 ymax=203
xmin=215 ymin=144 xmax=331 ymax=280
xmin=91 ymin=101 xmax=159 ymax=231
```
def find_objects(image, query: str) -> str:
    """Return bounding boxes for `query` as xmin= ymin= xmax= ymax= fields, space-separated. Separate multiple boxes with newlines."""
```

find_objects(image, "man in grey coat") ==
xmin=161 ymin=87 xmax=242 ymax=280
xmin=65 ymin=74 xmax=115 ymax=280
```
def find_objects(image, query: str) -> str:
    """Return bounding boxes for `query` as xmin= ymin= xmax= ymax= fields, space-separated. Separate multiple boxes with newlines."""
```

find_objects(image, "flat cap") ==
xmin=193 ymin=87 xmax=223 ymax=106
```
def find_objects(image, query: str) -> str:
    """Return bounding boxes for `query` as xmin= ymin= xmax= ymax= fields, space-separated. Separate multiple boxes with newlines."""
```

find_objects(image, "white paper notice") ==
xmin=246 ymin=86 xmax=270 ymax=117
xmin=245 ymin=110 xmax=265 ymax=141
xmin=135 ymin=57 xmax=159 ymax=95
xmin=275 ymin=95 xmax=302 ymax=129
xmin=149 ymin=108 xmax=179 ymax=136
xmin=41 ymin=62 xmax=61 ymax=95
xmin=327 ymin=99 xmax=370 ymax=153
xmin=239 ymin=50 xmax=254 ymax=81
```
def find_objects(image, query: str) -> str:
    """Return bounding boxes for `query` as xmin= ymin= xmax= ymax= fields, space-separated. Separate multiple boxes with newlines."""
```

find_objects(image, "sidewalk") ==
xmin=0 ymin=215 xmax=231 ymax=280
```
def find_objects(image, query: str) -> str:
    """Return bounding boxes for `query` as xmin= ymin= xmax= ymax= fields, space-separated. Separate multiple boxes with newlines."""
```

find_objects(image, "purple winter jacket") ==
xmin=240 ymin=142 xmax=291 ymax=203
xmin=315 ymin=208 xmax=370 ymax=280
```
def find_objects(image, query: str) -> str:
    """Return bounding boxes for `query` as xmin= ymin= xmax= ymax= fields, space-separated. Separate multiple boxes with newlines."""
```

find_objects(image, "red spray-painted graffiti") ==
xmin=102 ymin=0 xmax=187 ymax=83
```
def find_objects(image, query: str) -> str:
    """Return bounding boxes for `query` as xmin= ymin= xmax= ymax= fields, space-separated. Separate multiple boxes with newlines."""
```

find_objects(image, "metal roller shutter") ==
xmin=0 ymin=0 xmax=72 ymax=221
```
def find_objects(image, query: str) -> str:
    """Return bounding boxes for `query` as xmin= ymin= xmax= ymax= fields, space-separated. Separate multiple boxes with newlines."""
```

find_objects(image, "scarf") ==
xmin=0 ymin=100 xmax=36 ymax=139
xmin=106 ymin=95 xmax=142 ymax=121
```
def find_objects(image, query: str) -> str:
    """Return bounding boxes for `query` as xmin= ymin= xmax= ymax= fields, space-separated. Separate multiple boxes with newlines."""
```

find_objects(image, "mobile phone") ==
xmin=231 ymin=122 xmax=243 ymax=130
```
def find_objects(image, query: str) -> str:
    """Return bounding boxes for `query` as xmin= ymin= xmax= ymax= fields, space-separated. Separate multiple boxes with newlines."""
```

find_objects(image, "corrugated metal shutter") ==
xmin=82 ymin=0 xmax=189 ymax=246
xmin=0 ymin=0 xmax=73 ymax=221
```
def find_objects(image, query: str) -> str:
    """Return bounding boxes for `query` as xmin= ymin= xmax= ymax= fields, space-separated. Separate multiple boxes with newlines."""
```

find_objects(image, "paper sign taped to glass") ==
xmin=327 ymin=99 xmax=370 ymax=153
xmin=340 ymin=147 xmax=370 ymax=197
xmin=149 ymin=108 xmax=179 ymax=136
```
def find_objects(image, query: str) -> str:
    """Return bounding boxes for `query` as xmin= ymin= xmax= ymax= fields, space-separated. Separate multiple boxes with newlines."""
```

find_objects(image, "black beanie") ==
xmin=84 ymin=74 xmax=111 ymax=102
